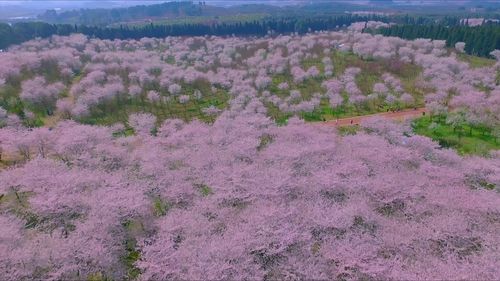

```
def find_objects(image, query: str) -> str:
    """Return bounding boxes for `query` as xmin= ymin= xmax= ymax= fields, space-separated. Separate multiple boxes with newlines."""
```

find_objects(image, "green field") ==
xmin=457 ymin=53 xmax=496 ymax=68
xmin=79 ymin=87 xmax=229 ymax=126
xmin=412 ymin=116 xmax=499 ymax=156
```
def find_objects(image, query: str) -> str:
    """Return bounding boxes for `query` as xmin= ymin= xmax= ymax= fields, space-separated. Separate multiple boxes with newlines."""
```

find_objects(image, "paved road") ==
xmin=318 ymin=108 xmax=427 ymax=127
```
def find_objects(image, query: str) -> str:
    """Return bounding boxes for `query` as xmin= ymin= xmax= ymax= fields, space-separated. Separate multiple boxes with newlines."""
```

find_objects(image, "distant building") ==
xmin=461 ymin=18 xmax=499 ymax=26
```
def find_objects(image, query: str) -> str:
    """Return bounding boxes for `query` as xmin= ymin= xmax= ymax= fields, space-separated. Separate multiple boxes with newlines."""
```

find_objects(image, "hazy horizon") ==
xmin=0 ymin=0 xmax=495 ymax=20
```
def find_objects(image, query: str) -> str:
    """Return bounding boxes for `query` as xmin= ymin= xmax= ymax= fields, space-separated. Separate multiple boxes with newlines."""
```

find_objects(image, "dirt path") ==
xmin=318 ymin=108 xmax=427 ymax=127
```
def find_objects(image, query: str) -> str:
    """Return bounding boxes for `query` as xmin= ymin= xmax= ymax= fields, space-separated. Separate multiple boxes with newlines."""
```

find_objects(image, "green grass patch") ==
xmin=194 ymin=183 xmax=213 ymax=197
xmin=337 ymin=125 xmax=360 ymax=136
xmin=0 ymin=78 xmax=25 ymax=116
xmin=87 ymin=272 xmax=112 ymax=281
xmin=79 ymin=86 xmax=229 ymax=126
xmin=412 ymin=116 xmax=500 ymax=156
xmin=457 ymin=53 xmax=496 ymax=68
xmin=0 ymin=64 xmax=75 ymax=126
xmin=266 ymin=51 xmax=423 ymax=124
xmin=304 ymin=98 xmax=397 ymax=122
xmin=257 ymin=134 xmax=274 ymax=151
xmin=152 ymin=196 xmax=171 ymax=217
xmin=465 ymin=174 xmax=497 ymax=190
xmin=264 ymin=102 xmax=292 ymax=126
xmin=113 ymin=127 xmax=135 ymax=138
xmin=121 ymin=219 xmax=144 ymax=280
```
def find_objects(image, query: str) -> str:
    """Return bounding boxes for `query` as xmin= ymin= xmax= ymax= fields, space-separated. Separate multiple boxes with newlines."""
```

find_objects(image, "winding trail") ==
xmin=317 ymin=107 xmax=427 ymax=127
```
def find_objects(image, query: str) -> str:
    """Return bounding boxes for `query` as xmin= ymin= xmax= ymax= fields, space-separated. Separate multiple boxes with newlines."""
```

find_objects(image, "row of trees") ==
xmin=0 ymin=14 xmax=388 ymax=50
xmin=0 ymin=22 xmax=74 ymax=50
xmin=38 ymin=1 xmax=204 ymax=26
xmin=4 ymin=14 xmax=500 ymax=52
xmin=35 ymin=0 xmax=465 ymax=27
xmin=376 ymin=23 xmax=500 ymax=57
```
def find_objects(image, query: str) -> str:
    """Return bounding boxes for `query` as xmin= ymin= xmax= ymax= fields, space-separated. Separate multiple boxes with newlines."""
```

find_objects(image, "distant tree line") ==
xmin=377 ymin=23 xmax=500 ymax=57
xmin=34 ymin=0 xmax=413 ymax=26
xmin=4 ymin=13 xmax=498 ymax=56
xmin=0 ymin=14 xmax=387 ymax=50
xmin=38 ymin=1 xmax=204 ymax=26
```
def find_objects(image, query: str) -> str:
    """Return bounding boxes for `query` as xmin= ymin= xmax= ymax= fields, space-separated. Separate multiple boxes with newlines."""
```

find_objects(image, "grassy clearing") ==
xmin=0 ymin=75 xmax=46 ymax=128
xmin=0 ymin=63 xmax=75 ymax=128
xmin=267 ymin=51 xmax=423 ymax=123
xmin=121 ymin=219 xmax=144 ymax=280
xmin=152 ymin=196 xmax=171 ymax=217
xmin=194 ymin=183 xmax=213 ymax=197
xmin=457 ymin=53 xmax=496 ymax=68
xmin=412 ymin=116 xmax=499 ymax=156
xmin=337 ymin=125 xmax=360 ymax=136
xmin=1 ymin=67 xmax=228 ymax=128
xmin=1 ymin=48 xmax=494 ymax=131
xmin=80 ymin=86 xmax=228 ymax=126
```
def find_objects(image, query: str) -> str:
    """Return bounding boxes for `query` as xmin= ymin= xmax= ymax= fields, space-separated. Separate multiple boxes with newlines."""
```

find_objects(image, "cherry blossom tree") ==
xmin=400 ymin=93 xmax=415 ymax=106
xmin=490 ymin=50 xmax=500 ymax=61
xmin=277 ymin=82 xmax=289 ymax=90
xmin=147 ymin=91 xmax=161 ymax=103
xmin=168 ymin=83 xmax=182 ymax=95
xmin=128 ymin=112 xmax=156 ymax=136
xmin=20 ymin=77 xmax=65 ymax=113
xmin=178 ymin=95 xmax=190 ymax=104
xmin=455 ymin=42 xmax=466 ymax=53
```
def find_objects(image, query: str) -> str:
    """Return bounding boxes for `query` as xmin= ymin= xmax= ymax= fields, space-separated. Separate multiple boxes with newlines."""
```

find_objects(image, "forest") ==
xmin=2 ymin=14 xmax=500 ymax=58
xmin=378 ymin=23 xmax=500 ymax=57
xmin=38 ymin=1 xmax=208 ymax=26
xmin=0 ymin=14 xmax=387 ymax=50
